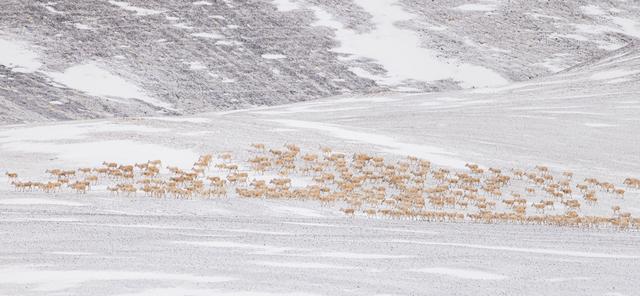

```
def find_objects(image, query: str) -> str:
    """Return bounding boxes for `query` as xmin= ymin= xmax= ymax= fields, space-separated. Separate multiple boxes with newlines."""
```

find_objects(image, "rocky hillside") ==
xmin=1 ymin=0 xmax=639 ymax=123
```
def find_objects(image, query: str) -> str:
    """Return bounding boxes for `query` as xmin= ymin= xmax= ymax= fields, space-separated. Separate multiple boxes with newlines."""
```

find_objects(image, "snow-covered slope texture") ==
xmin=0 ymin=35 xmax=638 ymax=296
xmin=1 ymin=0 xmax=640 ymax=123
xmin=2 ymin=43 xmax=638 ymax=188
xmin=243 ymin=43 xmax=640 ymax=180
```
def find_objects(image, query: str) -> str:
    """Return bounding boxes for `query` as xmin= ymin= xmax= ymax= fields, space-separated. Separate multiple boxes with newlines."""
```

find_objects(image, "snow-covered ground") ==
xmin=3 ymin=42 xmax=638 ymax=177
xmin=2 ymin=193 xmax=639 ymax=295
xmin=1 ymin=36 xmax=640 ymax=295
xmin=2 ymin=1 xmax=640 ymax=295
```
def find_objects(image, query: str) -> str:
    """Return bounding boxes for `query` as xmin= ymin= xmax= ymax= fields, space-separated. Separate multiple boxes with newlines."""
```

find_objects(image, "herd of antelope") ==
xmin=4 ymin=143 xmax=640 ymax=229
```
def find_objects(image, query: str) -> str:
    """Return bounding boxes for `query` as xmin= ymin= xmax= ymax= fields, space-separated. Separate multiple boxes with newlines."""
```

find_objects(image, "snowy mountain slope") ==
xmin=2 ymin=19 xmax=640 ymax=296
xmin=245 ymin=42 xmax=640 ymax=179
xmin=2 ymin=0 xmax=640 ymax=123
xmin=1 ymin=42 xmax=638 ymax=191
xmin=1 ymin=46 xmax=640 ymax=295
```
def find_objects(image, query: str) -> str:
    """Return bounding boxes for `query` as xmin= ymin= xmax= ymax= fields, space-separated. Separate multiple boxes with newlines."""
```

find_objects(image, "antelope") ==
xmin=84 ymin=175 xmax=99 ymax=185
xmin=219 ymin=153 xmax=233 ymax=161
xmin=78 ymin=167 xmax=92 ymax=174
xmin=584 ymin=192 xmax=597 ymax=205
xmin=532 ymin=202 xmax=546 ymax=213
xmin=6 ymin=143 xmax=640 ymax=229
xmin=12 ymin=181 xmax=33 ymax=191
xmin=465 ymin=163 xmax=479 ymax=170
xmin=364 ymin=208 xmax=377 ymax=217
xmin=251 ymin=143 xmax=266 ymax=151
xmin=42 ymin=181 xmax=62 ymax=193
xmin=135 ymin=162 xmax=149 ymax=170
xmin=502 ymin=199 xmax=516 ymax=207
xmin=563 ymin=200 xmax=581 ymax=210
xmin=623 ymin=178 xmax=640 ymax=188
xmin=576 ymin=183 xmax=588 ymax=193
xmin=535 ymin=165 xmax=549 ymax=173
xmin=599 ymin=182 xmax=615 ymax=193
xmin=46 ymin=169 xmax=61 ymax=176
xmin=118 ymin=184 xmax=136 ymax=196
xmin=562 ymin=171 xmax=573 ymax=179
xmin=341 ymin=208 xmax=355 ymax=215
xmin=612 ymin=205 xmax=621 ymax=215
xmin=5 ymin=172 xmax=18 ymax=180
xmin=488 ymin=167 xmax=501 ymax=175
xmin=543 ymin=200 xmax=555 ymax=209
xmin=69 ymin=181 xmax=88 ymax=194
xmin=512 ymin=169 xmax=525 ymax=179
xmin=103 ymin=162 xmax=118 ymax=168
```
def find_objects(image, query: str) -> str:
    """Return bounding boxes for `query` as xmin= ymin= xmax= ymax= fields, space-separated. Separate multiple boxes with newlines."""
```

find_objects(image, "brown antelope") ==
xmin=5 ymin=172 xmax=18 ymax=180
xmin=488 ymin=167 xmax=501 ymax=175
xmin=341 ymin=208 xmax=355 ymax=215
xmin=532 ymin=202 xmax=546 ymax=213
xmin=535 ymin=165 xmax=549 ymax=173
xmin=599 ymin=182 xmax=615 ymax=193
xmin=5 ymin=143 xmax=639 ymax=229
xmin=78 ymin=167 xmax=92 ymax=174
xmin=584 ymin=192 xmax=598 ymax=205
xmin=502 ymin=199 xmax=516 ymax=207
xmin=612 ymin=205 xmax=621 ymax=215
xmin=563 ymin=199 xmax=581 ymax=210
xmin=103 ymin=162 xmax=118 ymax=168
xmin=543 ymin=200 xmax=555 ymax=209
xmin=623 ymin=178 xmax=640 ymax=188
xmin=69 ymin=181 xmax=88 ymax=194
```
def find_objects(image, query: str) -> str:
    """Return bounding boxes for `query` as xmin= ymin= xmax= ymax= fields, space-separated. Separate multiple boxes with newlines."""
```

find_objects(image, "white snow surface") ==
xmin=272 ymin=0 xmax=300 ymax=12
xmin=393 ymin=240 xmax=640 ymax=259
xmin=0 ymin=193 xmax=638 ymax=295
xmin=270 ymin=119 xmax=467 ymax=168
xmin=2 ymin=139 xmax=197 ymax=168
xmin=0 ymin=38 xmax=42 ymax=73
xmin=0 ymin=198 xmax=85 ymax=206
xmin=251 ymin=260 xmax=355 ymax=269
xmin=0 ymin=121 xmax=166 ymax=142
xmin=187 ymin=61 xmax=207 ymax=70
xmin=306 ymin=0 xmax=508 ymax=88
xmin=413 ymin=267 xmax=507 ymax=280
xmin=1 ymin=6 xmax=640 ymax=296
xmin=145 ymin=117 xmax=210 ymax=123
xmin=74 ymin=23 xmax=92 ymax=30
xmin=454 ymin=3 xmax=497 ymax=12
xmin=191 ymin=32 xmax=225 ymax=39
xmin=581 ymin=5 xmax=605 ymax=16
xmin=45 ymin=63 xmax=174 ymax=109
xmin=590 ymin=69 xmax=640 ymax=80
xmin=261 ymin=54 xmax=287 ymax=60
xmin=108 ymin=1 xmax=163 ymax=16
xmin=0 ymin=268 xmax=233 ymax=292
xmin=113 ymin=288 xmax=318 ymax=296
xmin=611 ymin=17 xmax=640 ymax=39
xmin=313 ymin=252 xmax=412 ymax=259
xmin=173 ymin=241 xmax=295 ymax=254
